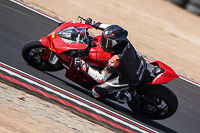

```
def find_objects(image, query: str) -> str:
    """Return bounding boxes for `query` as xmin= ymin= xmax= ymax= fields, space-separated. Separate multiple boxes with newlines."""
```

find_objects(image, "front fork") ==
xmin=42 ymin=48 xmax=59 ymax=65
xmin=48 ymin=51 xmax=59 ymax=65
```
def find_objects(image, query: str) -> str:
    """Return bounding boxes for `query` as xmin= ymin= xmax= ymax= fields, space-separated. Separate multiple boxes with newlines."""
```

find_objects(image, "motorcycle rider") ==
xmin=75 ymin=18 xmax=148 ymax=103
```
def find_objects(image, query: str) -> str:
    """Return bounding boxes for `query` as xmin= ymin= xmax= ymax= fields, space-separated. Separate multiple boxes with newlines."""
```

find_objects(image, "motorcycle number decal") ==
xmin=108 ymin=55 xmax=119 ymax=67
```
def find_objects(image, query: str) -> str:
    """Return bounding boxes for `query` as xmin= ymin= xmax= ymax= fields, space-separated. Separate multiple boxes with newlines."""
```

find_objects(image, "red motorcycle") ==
xmin=22 ymin=16 xmax=179 ymax=120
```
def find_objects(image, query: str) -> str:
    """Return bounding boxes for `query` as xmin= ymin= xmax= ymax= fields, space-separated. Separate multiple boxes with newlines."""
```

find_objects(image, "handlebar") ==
xmin=78 ymin=16 xmax=86 ymax=23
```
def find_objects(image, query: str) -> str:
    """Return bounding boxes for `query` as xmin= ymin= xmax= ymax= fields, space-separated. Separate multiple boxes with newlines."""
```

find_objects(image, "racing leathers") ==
xmin=75 ymin=23 xmax=147 ymax=100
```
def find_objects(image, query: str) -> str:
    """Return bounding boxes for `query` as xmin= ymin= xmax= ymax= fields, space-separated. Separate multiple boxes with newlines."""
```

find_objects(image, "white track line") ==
xmin=10 ymin=0 xmax=62 ymax=23
xmin=179 ymin=76 xmax=200 ymax=88
xmin=9 ymin=0 xmax=200 ymax=88
xmin=0 ymin=62 xmax=158 ymax=133
xmin=4 ymin=0 xmax=200 ymax=131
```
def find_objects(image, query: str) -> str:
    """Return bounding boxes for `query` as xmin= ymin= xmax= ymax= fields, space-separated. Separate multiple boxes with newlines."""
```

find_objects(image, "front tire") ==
xmin=22 ymin=41 xmax=64 ymax=71
xmin=128 ymin=85 xmax=178 ymax=120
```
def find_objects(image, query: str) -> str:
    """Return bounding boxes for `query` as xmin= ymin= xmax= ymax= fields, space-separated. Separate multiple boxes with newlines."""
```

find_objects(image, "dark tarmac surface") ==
xmin=1 ymin=1 xmax=200 ymax=132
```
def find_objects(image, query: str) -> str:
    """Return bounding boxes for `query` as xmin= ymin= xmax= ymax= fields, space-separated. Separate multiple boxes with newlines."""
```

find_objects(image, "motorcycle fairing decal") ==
xmin=0 ymin=61 xmax=158 ymax=133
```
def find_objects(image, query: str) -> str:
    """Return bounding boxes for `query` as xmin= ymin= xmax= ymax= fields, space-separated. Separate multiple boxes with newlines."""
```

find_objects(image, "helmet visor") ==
xmin=100 ymin=34 xmax=121 ymax=50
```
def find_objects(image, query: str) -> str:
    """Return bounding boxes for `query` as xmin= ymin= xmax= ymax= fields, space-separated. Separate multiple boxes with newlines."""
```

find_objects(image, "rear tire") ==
xmin=22 ymin=41 xmax=64 ymax=71
xmin=128 ymin=85 xmax=178 ymax=120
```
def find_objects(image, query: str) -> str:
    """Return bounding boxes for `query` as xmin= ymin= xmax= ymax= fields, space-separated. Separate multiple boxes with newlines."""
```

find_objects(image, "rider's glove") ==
xmin=85 ymin=18 xmax=102 ymax=29
xmin=74 ymin=57 xmax=89 ymax=72
xmin=85 ymin=18 xmax=95 ymax=25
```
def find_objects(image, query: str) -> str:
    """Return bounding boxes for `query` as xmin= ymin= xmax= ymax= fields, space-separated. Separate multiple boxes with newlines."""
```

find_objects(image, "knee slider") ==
xmin=91 ymin=86 xmax=100 ymax=98
xmin=92 ymin=86 xmax=108 ymax=98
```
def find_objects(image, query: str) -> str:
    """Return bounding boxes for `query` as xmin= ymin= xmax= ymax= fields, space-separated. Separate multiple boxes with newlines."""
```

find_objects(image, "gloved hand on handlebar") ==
xmin=74 ymin=57 xmax=89 ymax=72
xmin=85 ymin=18 xmax=102 ymax=29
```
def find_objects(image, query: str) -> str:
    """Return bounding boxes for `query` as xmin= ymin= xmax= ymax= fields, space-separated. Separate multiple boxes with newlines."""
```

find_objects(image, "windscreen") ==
xmin=58 ymin=27 xmax=88 ymax=44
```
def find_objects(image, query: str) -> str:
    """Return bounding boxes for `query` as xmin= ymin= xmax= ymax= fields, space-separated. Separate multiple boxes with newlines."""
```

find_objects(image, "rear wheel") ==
xmin=128 ymin=85 xmax=178 ymax=120
xmin=22 ymin=41 xmax=64 ymax=71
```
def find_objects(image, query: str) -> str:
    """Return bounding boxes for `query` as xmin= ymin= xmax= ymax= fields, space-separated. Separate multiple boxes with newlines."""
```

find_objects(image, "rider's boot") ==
xmin=115 ymin=90 xmax=132 ymax=104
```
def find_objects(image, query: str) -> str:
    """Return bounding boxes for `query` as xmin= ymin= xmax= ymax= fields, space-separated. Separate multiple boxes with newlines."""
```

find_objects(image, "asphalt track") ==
xmin=0 ymin=0 xmax=200 ymax=132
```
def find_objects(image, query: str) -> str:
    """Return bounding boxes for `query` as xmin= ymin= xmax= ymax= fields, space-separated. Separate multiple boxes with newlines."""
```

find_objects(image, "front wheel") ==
xmin=128 ymin=85 xmax=178 ymax=120
xmin=22 ymin=41 xmax=64 ymax=71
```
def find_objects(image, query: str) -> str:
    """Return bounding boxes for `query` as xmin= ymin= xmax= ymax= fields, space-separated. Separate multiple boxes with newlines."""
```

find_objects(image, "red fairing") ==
xmin=46 ymin=21 xmax=93 ymax=54
xmin=48 ymin=21 xmax=93 ymax=36
xmin=52 ymin=37 xmax=88 ymax=54
xmin=40 ymin=37 xmax=50 ymax=47
xmin=89 ymin=35 xmax=111 ymax=61
xmin=40 ymin=37 xmax=56 ymax=52
xmin=150 ymin=61 xmax=179 ymax=84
